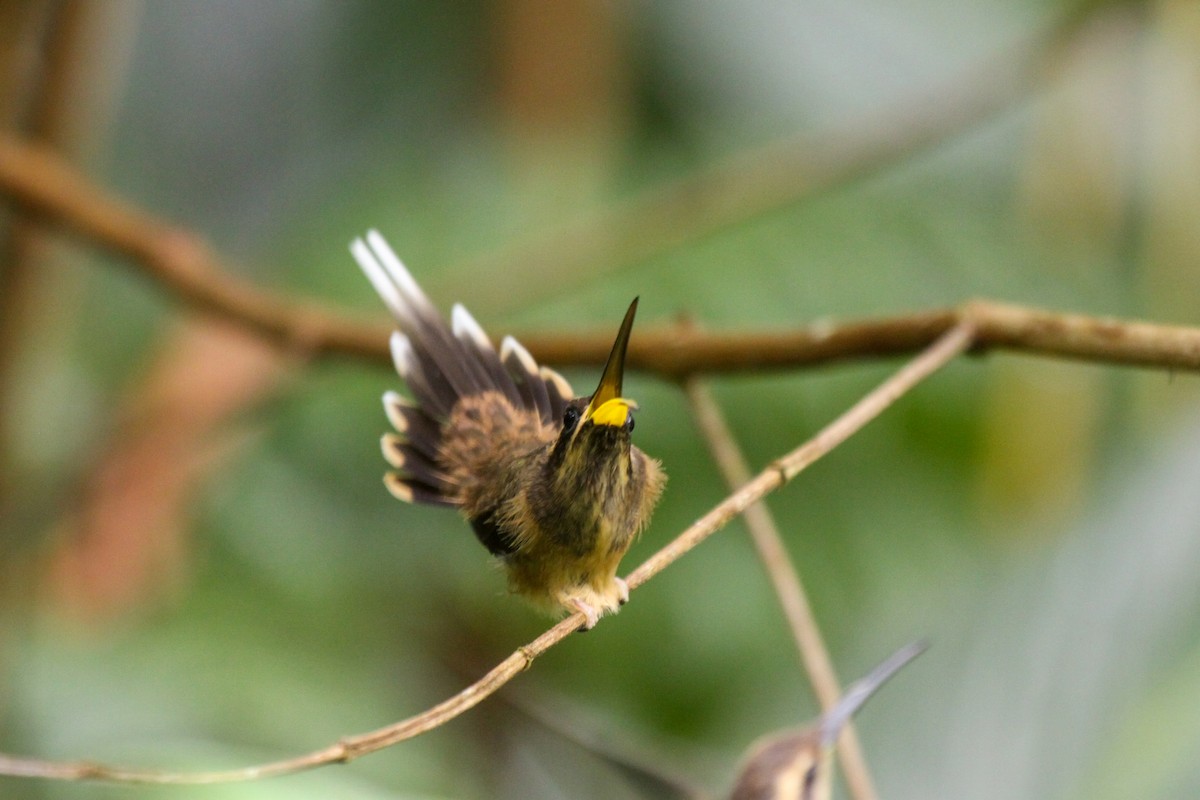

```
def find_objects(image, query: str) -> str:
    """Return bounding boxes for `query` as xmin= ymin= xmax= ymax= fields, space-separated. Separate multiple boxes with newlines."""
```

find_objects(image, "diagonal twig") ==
xmin=0 ymin=322 xmax=976 ymax=785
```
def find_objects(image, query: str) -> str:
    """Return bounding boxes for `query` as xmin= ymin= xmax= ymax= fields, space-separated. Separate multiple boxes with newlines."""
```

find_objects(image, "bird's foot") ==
xmin=615 ymin=576 xmax=629 ymax=605
xmin=572 ymin=598 xmax=601 ymax=631
xmin=562 ymin=578 xmax=627 ymax=631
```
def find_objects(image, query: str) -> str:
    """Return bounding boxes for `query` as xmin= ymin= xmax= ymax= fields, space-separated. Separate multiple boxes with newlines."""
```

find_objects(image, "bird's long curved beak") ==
xmin=818 ymin=640 xmax=928 ymax=748
xmin=583 ymin=298 xmax=639 ymax=428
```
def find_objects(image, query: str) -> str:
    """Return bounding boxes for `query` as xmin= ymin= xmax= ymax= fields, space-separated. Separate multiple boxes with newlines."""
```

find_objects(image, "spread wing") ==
xmin=351 ymin=230 xmax=575 ymax=509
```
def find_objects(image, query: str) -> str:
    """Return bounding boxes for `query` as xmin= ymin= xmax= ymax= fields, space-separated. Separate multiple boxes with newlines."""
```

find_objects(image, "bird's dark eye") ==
xmin=625 ymin=414 xmax=635 ymax=433
xmin=802 ymin=763 xmax=818 ymax=796
xmin=562 ymin=405 xmax=581 ymax=432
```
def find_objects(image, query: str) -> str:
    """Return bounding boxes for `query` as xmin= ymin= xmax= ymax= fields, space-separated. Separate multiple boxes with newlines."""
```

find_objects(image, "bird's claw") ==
xmin=615 ymin=576 xmax=629 ymax=605
xmin=572 ymin=599 xmax=600 ymax=631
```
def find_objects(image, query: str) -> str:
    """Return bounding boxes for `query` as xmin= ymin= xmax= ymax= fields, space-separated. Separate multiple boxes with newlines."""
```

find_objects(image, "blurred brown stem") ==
xmin=0 ymin=136 xmax=388 ymax=360
xmin=684 ymin=378 xmax=877 ymax=800
xmin=0 ymin=0 xmax=117 ymax=574
xmin=0 ymin=140 xmax=1197 ymax=378
xmin=4 ymin=123 xmax=1200 ymax=376
xmin=0 ymin=322 xmax=975 ymax=785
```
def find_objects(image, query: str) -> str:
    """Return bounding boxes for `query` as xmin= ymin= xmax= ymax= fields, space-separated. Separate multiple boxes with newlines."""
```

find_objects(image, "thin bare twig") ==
xmin=626 ymin=322 xmax=976 ymax=588
xmin=0 ymin=322 xmax=975 ymax=785
xmin=685 ymin=378 xmax=877 ymax=800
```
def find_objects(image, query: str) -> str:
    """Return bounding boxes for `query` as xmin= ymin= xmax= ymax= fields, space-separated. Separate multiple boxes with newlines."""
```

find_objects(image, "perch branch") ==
xmin=685 ymin=378 xmax=876 ymax=800
xmin=0 ymin=322 xmax=975 ymax=785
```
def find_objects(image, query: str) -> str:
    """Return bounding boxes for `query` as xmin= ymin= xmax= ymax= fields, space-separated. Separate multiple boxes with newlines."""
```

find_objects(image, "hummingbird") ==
xmin=729 ymin=641 xmax=927 ymax=800
xmin=352 ymin=231 xmax=665 ymax=629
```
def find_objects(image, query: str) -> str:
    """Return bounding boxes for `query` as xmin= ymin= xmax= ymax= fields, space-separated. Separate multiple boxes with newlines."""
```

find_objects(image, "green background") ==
xmin=4 ymin=1 xmax=1200 ymax=798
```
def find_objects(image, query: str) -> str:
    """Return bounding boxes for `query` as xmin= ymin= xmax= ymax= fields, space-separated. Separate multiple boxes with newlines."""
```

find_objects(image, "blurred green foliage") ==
xmin=5 ymin=2 xmax=1200 ymax=799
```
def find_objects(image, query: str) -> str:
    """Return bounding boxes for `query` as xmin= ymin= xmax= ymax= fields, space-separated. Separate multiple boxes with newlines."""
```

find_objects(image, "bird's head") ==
xmin=729 ymin=641 xmax=927 ymax=800
xmin=548 ymin=298 xmax=640 ymax=478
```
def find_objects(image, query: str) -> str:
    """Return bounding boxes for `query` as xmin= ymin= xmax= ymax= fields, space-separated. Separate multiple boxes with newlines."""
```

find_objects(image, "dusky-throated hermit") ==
xmin=353 ymin=231 xmax=665 ymax=629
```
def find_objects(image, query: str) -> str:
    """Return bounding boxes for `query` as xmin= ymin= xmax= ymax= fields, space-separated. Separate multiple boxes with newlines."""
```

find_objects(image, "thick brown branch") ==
xmin=0 ymin=323 xmax=975 ymax=785
xmin=0 ymin=137 xmax=389 ymax=360
xmin=3 ymin=136 xmax=1200 ymax=376
xmin=0 ymin=6 xmax=1092 ymax=371
xmin=963 ymin=299 xmax=1200 ymax=369
xmin=0 ymin=134 xmax=959 ymax=373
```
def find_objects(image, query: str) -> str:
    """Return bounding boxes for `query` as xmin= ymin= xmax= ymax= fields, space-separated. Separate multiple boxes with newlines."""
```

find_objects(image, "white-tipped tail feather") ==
xmin=352 ymin=230 xmax=577 ymax=508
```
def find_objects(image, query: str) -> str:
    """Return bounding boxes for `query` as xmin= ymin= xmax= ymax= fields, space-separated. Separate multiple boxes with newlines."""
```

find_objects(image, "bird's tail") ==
xmin=351 ymin=230 xmax=574 ymax=507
